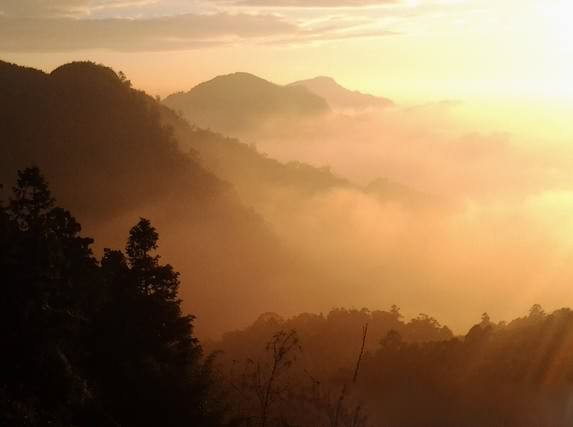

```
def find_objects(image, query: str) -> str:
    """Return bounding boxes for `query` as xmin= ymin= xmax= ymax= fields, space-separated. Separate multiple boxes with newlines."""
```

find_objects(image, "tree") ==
xmin=8 ymin=166 xmax=54 ymax=229
xmin=481 ymin=312 xmax=491 ymax=326
xmin=529 ymin=304 xmax=545 ymax=319
xmin=0 ymin=169 xmax=223 ymax=427
xmin=0 ymin=167 xmax=99 ymax=426
xmin=258 ymin=330 xmax=300 ymax=427
xmin=118 ymin=70 xmax=132 ymax=87
xmin=380 ymin=329 xmax=403 ymax=352
xmin=88 ymin=218 xmax=218 ymax=427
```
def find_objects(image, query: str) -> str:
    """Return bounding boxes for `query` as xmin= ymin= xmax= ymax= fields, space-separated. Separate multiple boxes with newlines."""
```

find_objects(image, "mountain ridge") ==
xmin=288 ymin=75 xmax=394 ymax=111
xmin=163 ymin=71 xmax=330 ymax=135
xmin=0 ymin=60 xmax=304 ymax=337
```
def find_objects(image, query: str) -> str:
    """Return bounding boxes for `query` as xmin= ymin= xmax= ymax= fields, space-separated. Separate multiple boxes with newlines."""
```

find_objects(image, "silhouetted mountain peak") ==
xmin=163 ymin=72 xmax=330 ymax=135
xmin=0 ymin=60 xmax=49 ymax=94
xmin=50 ymin=61 xmax=127 ymax=88
xmin=51 ymin=61 xmax=116 ymax=78
xmin=189 ymin=72 xmax=287 ymax=97
xmin=211 ymin=71 xmax=270 ymax=85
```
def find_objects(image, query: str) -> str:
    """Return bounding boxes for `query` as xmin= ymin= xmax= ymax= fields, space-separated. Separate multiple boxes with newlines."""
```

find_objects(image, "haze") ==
xmin=6 ymin=1 xmax=573 ymax=425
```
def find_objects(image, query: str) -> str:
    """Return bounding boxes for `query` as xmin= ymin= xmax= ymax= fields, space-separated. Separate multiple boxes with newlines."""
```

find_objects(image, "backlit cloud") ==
xmin=222 ymin=0 xmax=399 ymax=7
xmin=0 ymin=13 xmax=299 ymax=51
xmin=0 ymin=0 xmax=157 ymax=18
xmin=0 ymin=0 xmax=400 ymax=53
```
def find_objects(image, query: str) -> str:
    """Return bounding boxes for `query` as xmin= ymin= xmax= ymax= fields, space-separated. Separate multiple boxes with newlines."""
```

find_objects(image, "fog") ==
xmin=253 ymin=102 xmax=573 ymax=198
xmin=194 ymin=102 xmax=573 ymax=334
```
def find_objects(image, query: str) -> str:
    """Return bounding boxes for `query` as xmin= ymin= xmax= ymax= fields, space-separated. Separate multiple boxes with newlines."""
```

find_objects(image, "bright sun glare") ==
xmin=541 ymin=0 xmax=573 ymax=100
xmin=509 ymin=0 xmax=573 ymax=101
xmin=543 ymin=1 xmax=573 ymax=50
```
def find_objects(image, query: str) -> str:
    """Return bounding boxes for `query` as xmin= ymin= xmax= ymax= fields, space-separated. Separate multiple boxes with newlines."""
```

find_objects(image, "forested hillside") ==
xmin=0 ymin=60 xmax=219 ymax=220
xmin=161 ymin=106 xmax=435 ymax=209
xmin=160 ymin=107 xmax=350 ymax=204
xmin=0 ymin=60 xmax=313 ymax=337
xmin=0 ymin=168 xmax=222 ymax=426
xmin=210 ymin=304 xmax=573 ymax=427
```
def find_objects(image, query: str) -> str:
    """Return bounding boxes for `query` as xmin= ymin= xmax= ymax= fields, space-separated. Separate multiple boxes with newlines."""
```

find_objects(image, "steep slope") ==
xmin=289 ymin=76 xmax=394 ymax=111
xmin=0 ymin=60 xmax=313 ymax=337
xmin=161 ymin=106 xmax=437 ymax=211
xmin=0 ymin=60 xmax=219 ymax=220
xmin=163 ymin=72 xmax=330 ymax=135
xmin=160 ymin=106 xmax=351 ymax=205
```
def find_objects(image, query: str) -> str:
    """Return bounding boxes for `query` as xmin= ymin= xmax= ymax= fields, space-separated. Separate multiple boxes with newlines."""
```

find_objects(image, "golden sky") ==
xmin=1 ymin=0 xmax=572 ymax=104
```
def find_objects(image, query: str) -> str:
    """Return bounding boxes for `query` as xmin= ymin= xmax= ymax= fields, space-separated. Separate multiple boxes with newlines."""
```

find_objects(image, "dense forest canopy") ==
xmin=211 ymin=303 xmax=573 ymax=427
xmin=0 ymin=168 xmax=221 ymax=426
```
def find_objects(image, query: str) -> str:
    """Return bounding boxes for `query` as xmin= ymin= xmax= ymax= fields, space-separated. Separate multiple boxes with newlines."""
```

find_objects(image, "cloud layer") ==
xmin=225 ymin=0 xmax=399 ymax=7
xmin=0 ymin=12 xmax=399 ymax=52
xmin=0 ymin=0 xmax=87 ymax=17
xmin=0 ymin=0 xmax=152 ymax=18
xmin=0 ymin=0 xmax=407 ymax=52
xmin=0 ymin=13 xmax=300 ymax=52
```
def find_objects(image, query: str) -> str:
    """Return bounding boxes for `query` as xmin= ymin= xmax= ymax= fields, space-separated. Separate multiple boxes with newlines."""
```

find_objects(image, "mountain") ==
xmin=160 ymin=107 xmax=350 ymax=204
xmin=0 ymin=60 xmax=220 ymax=220
xmin=163 ymin=72 xmax=330 ymax=135
xmin=0 ymin=60 xmax=308 ymax=337
xmin=161 ymin=107 xmax=439 ymax=214
xmin=288 ymin=76 xmax=394 ymax=111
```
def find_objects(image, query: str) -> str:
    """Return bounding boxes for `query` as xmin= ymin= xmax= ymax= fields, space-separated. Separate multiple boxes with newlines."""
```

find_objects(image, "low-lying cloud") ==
xmin=194 ymin=100 xmax=573 ymax=333
xmin=248 ymin=104 xmax=570 ymax=200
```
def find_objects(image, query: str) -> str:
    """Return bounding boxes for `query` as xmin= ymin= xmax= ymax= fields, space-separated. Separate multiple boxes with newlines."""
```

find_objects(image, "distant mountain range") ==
xmin=289 ymin=76 xmax=394 ymax=111
xmin=163 ymin=72 xmax=394 ymax=135
xmin=163 ymin=72 xmax=329 ymax=135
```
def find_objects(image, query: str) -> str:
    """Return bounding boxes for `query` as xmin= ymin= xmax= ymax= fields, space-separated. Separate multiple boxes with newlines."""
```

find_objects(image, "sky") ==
xmin=1 ymin=0 xmax=573 ymax=104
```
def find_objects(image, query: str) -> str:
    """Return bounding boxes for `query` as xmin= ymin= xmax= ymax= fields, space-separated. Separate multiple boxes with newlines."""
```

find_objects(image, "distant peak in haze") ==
xmin=289 ymin=75 xmax=394 ymax=111
xmin=307 ymin=76 xmax=337 ymax=83
xmin=163 ymin=72 xmax=330 ymax=135
xmin=297 ymin=75 xmax=337 ymax=84
xmin=196 ymin=71 xmax=273 ymax=89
